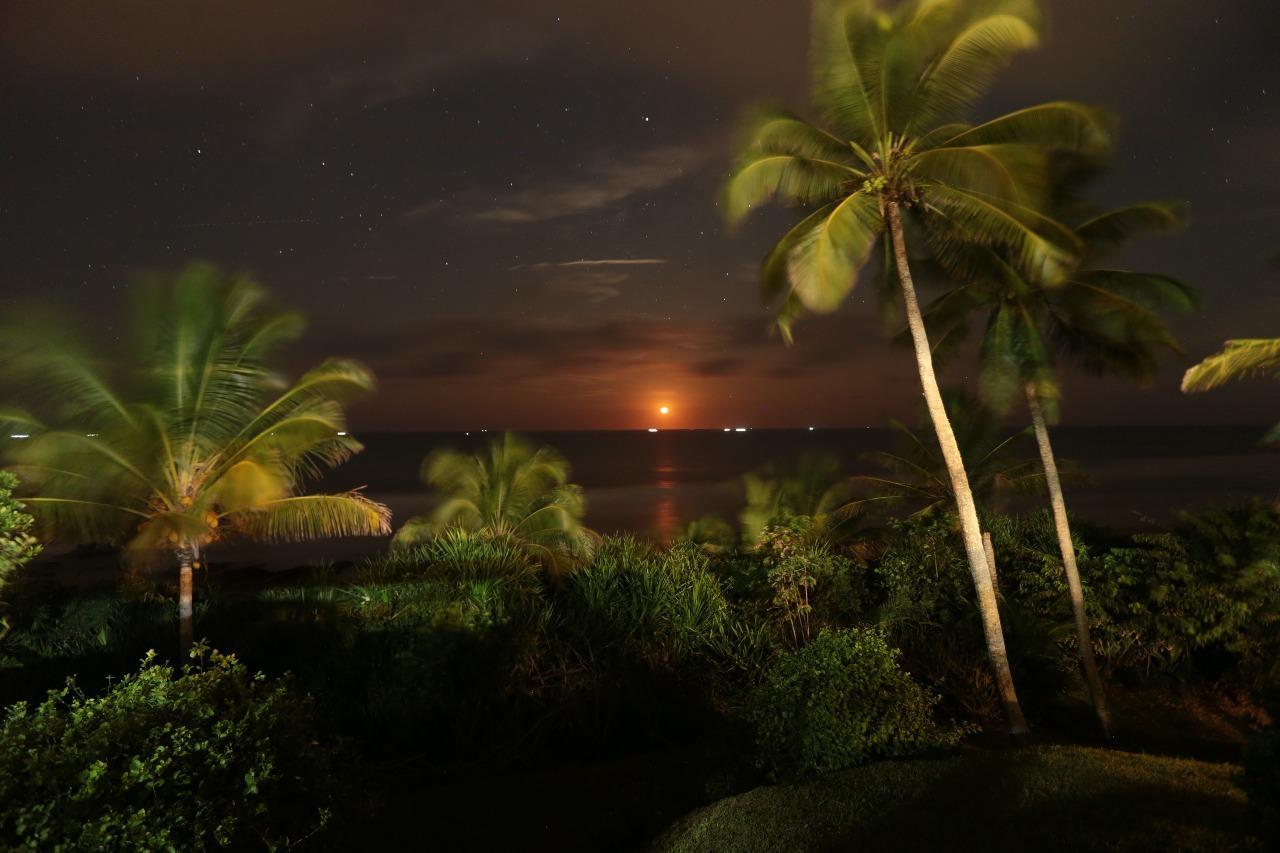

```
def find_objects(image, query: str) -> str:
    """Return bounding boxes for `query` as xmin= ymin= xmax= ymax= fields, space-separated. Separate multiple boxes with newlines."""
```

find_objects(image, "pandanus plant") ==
xmin=722 ymin=0 xmax=1110 ymax=734
xmin=919 ymin=160 xmax=1195 ymax=735
xmin=0 ymin=263 xmax=391 ymax=649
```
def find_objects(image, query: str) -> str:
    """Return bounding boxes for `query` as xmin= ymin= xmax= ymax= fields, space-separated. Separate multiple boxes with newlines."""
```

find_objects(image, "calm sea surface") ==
xmin=29 ymin=426 xmax=1280 ymax=572
xmin=329 ymin=426 xmax=1280 ymax=537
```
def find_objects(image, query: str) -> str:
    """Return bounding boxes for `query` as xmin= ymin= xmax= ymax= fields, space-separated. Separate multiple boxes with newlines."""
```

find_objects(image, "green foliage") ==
xmin=854 ymin=390 xmax=1044 ymax=517
xmin=395 ymin=433 xmax=593 ymax=572
xmin=0 ymin=264 xmax=389 ymax=639
xmin=756 ymin=521 xmax=864 ymax=644
xmin=723 ymin=0 xmax=1109 ymax=336
xmin=0 ymin=646 xmax=347 ymax=850
xmin=556 ymin=537 xmax=733 ymax=668
xmin=656 ymin=746 xmax=1251 ymax=853
xmin=746 ymin=628 xmax=964 ymax=779
xmin=738 ymin=454 xmax=861 ymax=546
xmin=1085 ymin=501 xmax=1280 ymax=676
xmin=0 ymin=472 xmax=41 ymax=636
xmin=874 ymin=512 xmax=1074 ymax=716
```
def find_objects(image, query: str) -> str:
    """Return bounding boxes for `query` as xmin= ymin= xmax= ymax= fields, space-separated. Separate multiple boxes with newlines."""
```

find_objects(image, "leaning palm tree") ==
xmin=0 ymin=263 xmax=391 ymax=650
xmin=1183 ymin=339 xmax=1280 ymax=444
xmin=722 ymin=0 xmax=1109 ymax=734
xmin=920 ymin=165 xmax=1194 ymax=736
xmin=395 ymin=432 xmax=593 ymax=573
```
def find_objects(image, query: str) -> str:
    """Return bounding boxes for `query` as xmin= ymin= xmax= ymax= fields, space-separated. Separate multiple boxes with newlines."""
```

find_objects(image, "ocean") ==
xmin=28 ymin=426 xmax=1280 ymax=573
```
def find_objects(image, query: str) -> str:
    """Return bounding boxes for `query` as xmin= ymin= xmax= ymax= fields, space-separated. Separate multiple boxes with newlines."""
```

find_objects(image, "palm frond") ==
xmin=1182 ymin=339 xmax=1280 ymax=392
xmin=907 ymin=10 xmax=1040 ymax=133
xmin=935 ymin=101 xmax=1112 ymax=155
xmin=230 ymin=491 xmax=391 ymax=542
xmin=722 ymin=154 xmax=858 ymax=225
xmin=785 ymin=190 xmax=883 ymax=312
xmin=1075 ymin=201 xmax=1188 ymax=255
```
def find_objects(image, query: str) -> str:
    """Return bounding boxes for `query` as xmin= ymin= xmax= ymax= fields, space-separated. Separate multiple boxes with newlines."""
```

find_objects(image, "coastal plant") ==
xmin=395 ymin=432 xmax=593 ymax=573
xmin=0 ymin=645 xmax=349 ymax=850
xmin=1183 ymin=338 xmax=1280 ymax=445
xmin=1086 ymin=501 xmax=1280 ymax=678
xmin=853 ymin=389 xmax=1044 ymax=518
xmin=0 ymin=263 xmax=390 ymax=650
xmin=739 ymin=454 xmax=861 ymax=546
xmin=746 ymin=627 xmax=965 ymax=778
xmin=0 ymin=472 xmax=41 ymax=638
xmin=757 ymin=520 xmax=864 ymax=644
xmin=920 ymin=158 xmax=1194 ymax=736
xmin=723 ymin=0 xmax=1111 ymax=734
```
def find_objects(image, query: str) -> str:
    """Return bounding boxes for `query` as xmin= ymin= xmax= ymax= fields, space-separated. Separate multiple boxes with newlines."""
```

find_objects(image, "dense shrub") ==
xmin=539 ymin=537 xmax=753 ymax=746
xmin=757 ymin=521 xmax=865 ymax=644
xmin=0 ymin=646 xmax=348 ymax=850
xmin=556 ymin=537 xmax=733 ymax=667
xmin=1085 ymin=501 xmax=1280 ymax=678
xmin=0 ymin=472 xmax=41 ymax=636
xmin=873 ymin=513 xmax=1074 ymax=717
xmin=746 ymin=628 xmax=965 ymax=778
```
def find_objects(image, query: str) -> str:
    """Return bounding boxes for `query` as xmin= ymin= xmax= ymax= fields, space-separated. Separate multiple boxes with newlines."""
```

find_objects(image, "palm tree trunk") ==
xmin=177 ymin=545 xmax=194 ymax=653
xmin=1025 ymin=383 xmax=1112 ymax=738
xmin=982 ymin=531 xmax=998 ymax=588
xmin=886 ymin=200 xmax=1029 ymax=736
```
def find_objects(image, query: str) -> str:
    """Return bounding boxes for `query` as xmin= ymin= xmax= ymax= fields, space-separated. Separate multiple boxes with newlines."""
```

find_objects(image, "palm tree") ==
xmin=722 ymin=0 xmax=1109 ymax=734
xmin=395 ymin=432 xmax=593 ymax=573
xmin=1183 ymin=339 xmax=1280 ymax=444
xmin=920 ymin=166 xmax=1195 ymax=736
xmin=739 ymin=453 xmax=863 ymax=546
xmin=0 ymin=263 xmax=391 ymax=650
xmin=855 ymin=389 xmax=1044 ymax=517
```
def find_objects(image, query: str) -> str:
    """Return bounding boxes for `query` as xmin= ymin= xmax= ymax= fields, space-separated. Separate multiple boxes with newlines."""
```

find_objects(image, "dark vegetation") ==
xmin=1 ymin=492 xmax=1276 ymax=848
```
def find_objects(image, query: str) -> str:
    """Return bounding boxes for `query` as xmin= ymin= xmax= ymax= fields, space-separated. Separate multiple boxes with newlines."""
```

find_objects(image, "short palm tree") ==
xmin=855 ymin=389 xmax=1044 ymax=517
xmin=739 ymin=453 xmax=862 ymax=546
xmin=722 ymin=0 xmax=1109 ymax=734
xmin=1183 ymin=339 xmax=1280 ymax=444
xmin=395 ymin=432 xmax=593 ymax=573
xmin=920 ymin=166 xmax=1195 ymax=736
xmin=0 ymin=263 xmax=391 ymax=650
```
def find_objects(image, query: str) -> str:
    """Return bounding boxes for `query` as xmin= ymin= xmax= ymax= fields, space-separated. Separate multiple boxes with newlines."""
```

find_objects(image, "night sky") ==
xmin=2 ymin=1 xmax=1277 ymax=431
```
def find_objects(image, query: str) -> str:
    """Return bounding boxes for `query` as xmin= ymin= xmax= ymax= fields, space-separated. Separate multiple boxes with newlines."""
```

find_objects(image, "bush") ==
xmin=0 ymin=646 xmax=348 ymax=850
xmin=746 ymin=627 xmax=965 ymax=778
xmin=1086 ymin=501 xmax=1280 ymax=678
xmin=0 ymin=471 xmax=41 ymax=635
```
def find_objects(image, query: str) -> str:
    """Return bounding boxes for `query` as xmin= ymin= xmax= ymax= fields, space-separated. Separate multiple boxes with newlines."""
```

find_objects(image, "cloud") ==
xmin=425 ymin=146 xmax=704 ymax=224
xmin=546 ymin=271 xmax=629 ymax=304
xmin=510 ymin=258 xmax=669 ymax=305
xmin=517 ymin=258 xmax=668 ymax=269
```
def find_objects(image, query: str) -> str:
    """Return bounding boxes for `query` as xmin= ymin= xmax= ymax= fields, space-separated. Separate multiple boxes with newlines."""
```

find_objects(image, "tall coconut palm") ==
xmin=920 ymin=167 xmax=1195 ymax=736
xmin=395 ymin=432 xmax=593 ymax=573
xmin=0 ymin=263 xmax=391 ymax=650
xmin=722 ymin=0 xmax=1109 ymax=734
xmin=1183 ymin=339 xmax=1280 ymax=445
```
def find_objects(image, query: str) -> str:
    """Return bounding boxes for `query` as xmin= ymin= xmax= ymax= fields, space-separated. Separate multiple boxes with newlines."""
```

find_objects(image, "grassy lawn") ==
xmin=654 ymin=745 xmax=1256 ymax=852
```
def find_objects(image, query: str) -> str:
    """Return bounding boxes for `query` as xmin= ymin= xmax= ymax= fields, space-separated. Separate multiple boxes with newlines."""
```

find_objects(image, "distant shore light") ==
xmin=648 ymin=428 xmax=658 ymax=433
xmin=734 ymin=427 xmax=747 ymax=432
xmin=9 ymin=434 xmax=30 ymax=439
